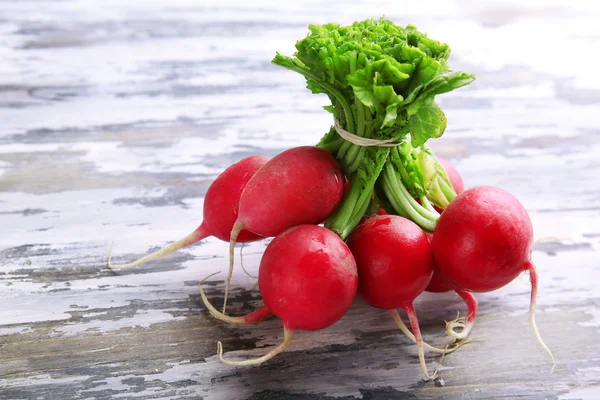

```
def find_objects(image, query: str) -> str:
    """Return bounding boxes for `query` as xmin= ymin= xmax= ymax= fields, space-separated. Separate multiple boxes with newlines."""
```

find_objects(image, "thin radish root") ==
xmin=445 ymin=290 xmax=478 ymax=342
xmin=217 ymin=326 xmax=294 ymax=366
xmin=239 ymin=243 xmax=257 ymax=279
xmin=404 ymin=303 xmax=437 ymax=380
xmin=389 ymin=310 xmax=466 ymax=355
xmin=199 ymin=272 xmax=272 ymax=325
xmin=224 ymin=221 xmax=245 ymax=313
xmin=445 ymin=316 xmax=468 ymax=341
xmin=527 ymin=262 xmax=556 ymax=371
xmin=431 ymin=345 xmax=449 ymax=378
xmin=108 ymin=225 xmax=208 ymax=270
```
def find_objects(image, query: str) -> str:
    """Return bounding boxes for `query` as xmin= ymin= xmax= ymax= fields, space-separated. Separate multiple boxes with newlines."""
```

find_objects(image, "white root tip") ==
xmin=199 ymin=272 xmax=272 ymax=325
xmin=390 ymin=309 xmax=466 ymax=355
xmin=404 ymin=305 xmax=437 ymax=380
xmin=107 ymin=242 xmax=114 ymax=269
xmin=199 ymin=272 xmax=245 ymax=325
xmin=445 ymin=316 xmax=470 ymax=342
xmin=108 ymin=228 xmax=206 ymax=271
xmin=528 ymin=263 xmax=556 ymax=372
xmin=239 ymin=243 xmax=257 ymax=279
xmin=216 ymin=327 xmax=294 ymax=366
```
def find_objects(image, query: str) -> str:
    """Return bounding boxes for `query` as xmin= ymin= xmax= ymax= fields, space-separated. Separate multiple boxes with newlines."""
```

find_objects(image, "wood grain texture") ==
xmin=1 ymin=0 xmax=599 ymax=399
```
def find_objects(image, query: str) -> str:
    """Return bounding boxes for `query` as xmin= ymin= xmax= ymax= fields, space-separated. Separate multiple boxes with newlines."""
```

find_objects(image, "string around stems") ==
xmin=333 ymin=119 xmax=401 ymax=148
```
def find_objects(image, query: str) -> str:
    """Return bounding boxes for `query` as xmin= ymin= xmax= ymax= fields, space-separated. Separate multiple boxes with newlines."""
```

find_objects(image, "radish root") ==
xmin=199 ymin=272 xmax=272 ymax=325
xmin=239 ymin=243 xmax=257 ymax=279
xmin=403 ymin=303 xmax=437 ymax=380
xmin=217 ymin=326 xmax=294 ymax=366
xmin=431 ymin=345 xmax=449 ymax=378
xmin=108 ymin=225 xmax=208 ymax=270
xmin=445 ymin=316 xmax=467 ymax=341
xmin=224 ymin=221 xmax=245 ymax=313
xmin=527 ymin=262 xmax=556 ymax=371
xmin=389 ymin=310 xmax=466 ymax=354
xmin=445 ymin=290 xmax=478 ymax=341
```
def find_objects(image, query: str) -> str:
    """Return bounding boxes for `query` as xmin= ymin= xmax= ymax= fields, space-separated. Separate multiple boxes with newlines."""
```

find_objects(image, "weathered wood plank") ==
xmin=1 ymin=1 xmax=599 ymax=399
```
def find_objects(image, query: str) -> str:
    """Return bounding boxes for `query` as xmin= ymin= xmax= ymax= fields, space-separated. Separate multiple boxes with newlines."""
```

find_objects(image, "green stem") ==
xmin=332 ymin=97 xmax=342 ymax=121
xmin=346 ymin=103 xmax=371 ymax=173
xmin=391 ymin=147 xmax=412 ymax=184
xmin=338 ymin=52 xmax=362 ymax=168
xmin=380 ymin=178 xmax=409 ymax=218
xmin=388 ymin=164 xmax=439 ymax=220
xmin=337 ymin=140 xmax=352 ymax=160
xmin=375 ymin=182 xmax=399 ymax=216
xmin=439 ymin=178 xmax=456 ymax=203
xmin=318 ymin=138 xmax=344 ymax=153
xmin=429 ymin=179 xmax=448 ymax=209
xmin=419 ymin=196 xmax=437 ymax=213
xmin=383 ymin=162 xmax=437 ymax=231
xmin=366 ymin=194 xmax=382 ymax=216
xmin=347 ymin=147 xmax=364 ymax=174
xmin=340 ymin=192 xmax=372 ymax=239
xmin=344 ymin=105 xmax=366 ymax=170
xmin=326 ymin=177 xmax=363 ymax=235
xmin=327 ymin=148 xmax=389 ymax=238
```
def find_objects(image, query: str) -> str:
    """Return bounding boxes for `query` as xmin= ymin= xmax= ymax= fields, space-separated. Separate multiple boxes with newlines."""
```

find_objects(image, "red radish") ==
xmin=200 ymin=225 xmax=357 ymax=365
xmin=425 ymin=270 xmax=456 ymax=293
xmin=224 ymin=146 xmax=344 ymax=312
xmin=414 ymin=156 xmax=477 ymax=342
xmin=108 ymin=155 xmax=269 ymax=270
xmin=432 ymin=185 xmax=555 ymax=366
xmin=347 ymin=214 xmax=443 ymax=379
xmin=377 ymin=177 xmax=477 ymax=345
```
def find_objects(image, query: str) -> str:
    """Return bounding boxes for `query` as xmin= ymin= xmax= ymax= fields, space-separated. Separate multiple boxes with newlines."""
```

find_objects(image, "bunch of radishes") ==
xmin=109 ymin=18 xmax=555 ymax=379
xmin=109 ymin=146 xmax=554 ymax=379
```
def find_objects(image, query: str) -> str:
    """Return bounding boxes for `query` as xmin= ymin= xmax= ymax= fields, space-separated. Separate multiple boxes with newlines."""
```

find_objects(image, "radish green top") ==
xmin=273 ymin=18 xmax=475 ymax=238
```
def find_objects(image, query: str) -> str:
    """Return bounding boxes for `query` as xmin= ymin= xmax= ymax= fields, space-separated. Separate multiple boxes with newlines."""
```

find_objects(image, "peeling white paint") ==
xmin=0 ymin=0 xmax=599 ymax=398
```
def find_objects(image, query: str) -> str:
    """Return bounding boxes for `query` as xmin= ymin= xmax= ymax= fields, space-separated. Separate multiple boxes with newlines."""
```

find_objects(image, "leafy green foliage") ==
xmin=409 ymin=102 xmax=447 ymax=147
xmin=274 ymin=18 xmax=473 ymax=142
xmin=273 ymin=17 xmax=475 ymax=235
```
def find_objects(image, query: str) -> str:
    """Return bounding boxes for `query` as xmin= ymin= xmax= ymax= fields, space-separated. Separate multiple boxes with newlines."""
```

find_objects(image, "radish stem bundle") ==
xmin=273 ymin=18 xmax=474 ymax=237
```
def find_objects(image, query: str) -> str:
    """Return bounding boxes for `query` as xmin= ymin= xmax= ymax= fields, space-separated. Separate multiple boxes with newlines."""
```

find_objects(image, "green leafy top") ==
xmin=273 ymin=18 xmax=475 ymax=236
xmin=273 ymin=17 xmax=474 ymax=147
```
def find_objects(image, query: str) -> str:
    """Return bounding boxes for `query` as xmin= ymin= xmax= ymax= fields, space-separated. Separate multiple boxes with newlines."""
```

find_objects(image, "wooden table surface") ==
xmin=1 ymin=1 xmax=599 ymax=399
